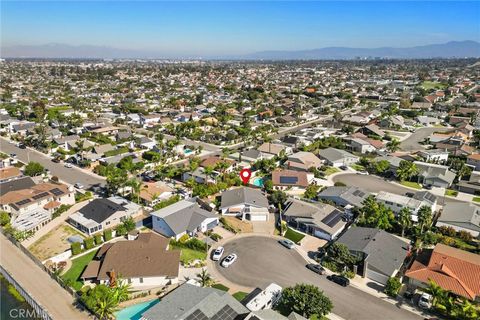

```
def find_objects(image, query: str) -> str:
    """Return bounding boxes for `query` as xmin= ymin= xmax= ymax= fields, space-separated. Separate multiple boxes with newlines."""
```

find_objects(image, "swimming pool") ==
xmin=115 ymin=299 xmax=159 ymax=320
xmin=252 ymin=177 xmax=264 ymax=187
xmin=184 ymin=148 xmax=193 ymax=155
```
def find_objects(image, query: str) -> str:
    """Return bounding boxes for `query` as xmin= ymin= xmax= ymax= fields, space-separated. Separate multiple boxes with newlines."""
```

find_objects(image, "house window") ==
xmin=128 ymin=279 xmax=132 ymax=284
xmin=139 ymin=278 xmax=143 ymax=283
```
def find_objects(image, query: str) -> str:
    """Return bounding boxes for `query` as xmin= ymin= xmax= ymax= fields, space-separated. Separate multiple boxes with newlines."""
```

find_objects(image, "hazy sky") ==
xmin=2 ymin=1 xmax=479 ymax=55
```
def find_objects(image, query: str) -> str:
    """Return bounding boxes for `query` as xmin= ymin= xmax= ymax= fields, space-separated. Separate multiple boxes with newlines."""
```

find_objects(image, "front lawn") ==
xmin=473 ymin=197 xmax=480 ymax=203
xmin=232 ymin=291 xmax=249 ymax=302
xmin=420 ymin=81 xmax=447 ymax=90
xmin=284 ymin=228 xmax=305 ymax=244
xmin=169 ymin=244 xmax=206 ymax=264
xmin=212 ymin=283 xmax=229 ymax=292
xmin=351 ymin=164 xmax=365 ymax=171
xmin=444 ymin=189 xmax=458 ymax=197
xmin=323 ymin=167 xmax=340 ymax=176
xmin=61 ymin=250 xmax=97 ymax=291
xmin=399 ymin=180 xmax=422 ymax=189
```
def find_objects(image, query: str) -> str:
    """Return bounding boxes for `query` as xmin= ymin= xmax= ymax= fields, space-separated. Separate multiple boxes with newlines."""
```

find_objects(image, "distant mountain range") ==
xmin=1 ymin=40 xmax=479 ymax=60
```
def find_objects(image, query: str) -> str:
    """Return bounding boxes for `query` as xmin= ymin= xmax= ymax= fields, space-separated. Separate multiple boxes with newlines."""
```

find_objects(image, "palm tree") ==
xmin=417 ymin=206 xmax=432 ymax=233
xmin=127 ymin=178 xmax=141 ymax=204
xmin=427 ymin=280 xmax=446 ymax=308
xmin=386 ymin=138 xmax=401 ymax=152
xmin=95 ymin=293 xmax=119 ymax=320
xmin=75 ymin=140 xmax=85 ymax=162
xmin=396 ymin=160 xmax=419 ymax=182
xmin=196 ymin=268 xmax=213 ymax=287
xmin=112 ymin=278 xmax=131 ymax=303
xmin=457 ymin=298 xmax=479 ymax=320
xmin=398 ymin=207 xmax=412 ymax=237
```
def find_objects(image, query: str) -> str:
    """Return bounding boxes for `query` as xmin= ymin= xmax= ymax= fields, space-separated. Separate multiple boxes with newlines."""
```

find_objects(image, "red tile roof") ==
xmin=405 ymin=244 xmax=480 ymax=300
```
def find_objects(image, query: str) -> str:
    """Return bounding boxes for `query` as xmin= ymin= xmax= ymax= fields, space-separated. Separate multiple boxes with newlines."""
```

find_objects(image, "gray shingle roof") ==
xmin=220 ymin=187 xmax=269 ymax=209
xmin=141 ymin=283 xmax=249 ymax=320
xmin=438 ymin=203 xmax=480 ymax=233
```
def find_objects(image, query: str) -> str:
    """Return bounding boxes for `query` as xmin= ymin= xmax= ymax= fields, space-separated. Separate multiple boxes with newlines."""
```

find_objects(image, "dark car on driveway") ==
xmin=327 ymin=274 xmax=350 ymax=287
xmin=306 ymin=264 xmax=325 ymax=275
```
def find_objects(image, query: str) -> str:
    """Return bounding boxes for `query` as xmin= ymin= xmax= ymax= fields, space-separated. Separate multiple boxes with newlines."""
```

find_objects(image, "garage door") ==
xmin=206 ymin=220 xmax=218 ymax=230
xmin=250 ymin=214 xmax=267 ymax=221
xmin=366 ymin=269 xmax=389 ymax=285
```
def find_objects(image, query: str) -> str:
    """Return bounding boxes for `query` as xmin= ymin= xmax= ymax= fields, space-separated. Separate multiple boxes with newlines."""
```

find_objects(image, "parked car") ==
xmin=327 ymin=275 xmax=349 ymax=287
xmin=9 ymin=153 xmax=16 ymax=158
xmin=212 ymin=246 xmax=224 ymax=261
xmin=278 ymin=239 xmax=295 ymax=249
xmin=306 ymin=264 xmax=325 ymax=275
xmin=221 ymin=253 xmax=237 ymax=268
xmin=64 ymin=163 xmax=73 ymax=168
xmin=74 ymin=183 xmax=84 ymax=189
xmin=18 ymin=143 xmax=26 ymax=149
xmin=405 ymin=192 xmax=414 ymax=198
xmin=52 ymin=158 xmax=61 ymax=163
xmin=418 ymin=293 xmax=433 ymax=309
xmin=339 ymin=165 xmax=348 ymax=171
xmin=357 ymin=170 xmax=369 ymax=175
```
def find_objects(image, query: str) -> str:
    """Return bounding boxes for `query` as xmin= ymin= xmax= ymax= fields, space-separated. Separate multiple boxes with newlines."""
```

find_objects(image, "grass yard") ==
xmin=212 ymin=283 xmax=229 ymax=292
xmin=169 ymin=244 xmax=206 ymax=264
xmin=323 ymin=167 xmax=340 ymax=176
xmin=400 ymin=180 xmax=422 ymax=190
xmin=29 ymin=224 xmax=85 ymax=261
xmin=421 ymin=81 xmax=447 ymax=90
xmin=232 ymin=291 xmax=249 ymax=302
xmin=61 ymin=250 xmax=97 ymax=291
xmin=473 ymin=197 xmax=480 ymax=203
xmin=221 ymin=216 xmax=253 ymax=233
xmin=445 ymin=189 xmax=458 ymax=197
xmin=351 ymin=164 xmax=365 ymax=171
xmin=284 ymin=227 xmax=305 ymax=244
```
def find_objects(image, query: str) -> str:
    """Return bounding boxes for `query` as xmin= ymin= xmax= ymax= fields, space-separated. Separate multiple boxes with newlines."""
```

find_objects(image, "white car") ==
xmin=74 ymin=183 xmax=84 ymax=189
xmin=64 ymin=163 xmax=73 ymax=168
xmin=221 ymin=253 xmax=237 ymax=268
xmin=212 ymin=246 xmax=224 ymax=261
xmin=418 ymin=293 xmax=432 ymax=309
xmin=279 ymin=239 xmax=295 ymax=249
xmin=357 ymin=170 xmax=369 ymax=175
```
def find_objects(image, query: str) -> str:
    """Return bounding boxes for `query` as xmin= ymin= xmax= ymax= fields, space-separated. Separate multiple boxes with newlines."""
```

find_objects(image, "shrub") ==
xmin=71 ymin=242 xmax=82 ymax=255
xmin=83 ymin=237 xmax=94 ymax=250
xmin=210 ymin=233 xmax=222 ymax=242
xmin=103 ymin=229 xmax=112 ymax=241
xmin=0 ymin=211 xmax=10 ymax=226
xmin=321 ymin=259 xmax=340 ymax=273
xmin=385 ymin=277 xmax=402 ymax=297
xmin=94 ymin=234 xmax=103 ymax=246
xmin=437 ymin=226 xmax=456 ymax=237
xmin=341 ymin=270 xmax=355 ymax=279
xmin=457 ymin=230 xmax=473 ymax=242
xmin=115 ymin=224 xmax=127 ymax=236
xmin=334 ymin=182 xmax=346 ymax=187
xmin=178 ymin=234 xmax=190 ymax=244
xmin=185 ymin=238 xmax=207 ymax=251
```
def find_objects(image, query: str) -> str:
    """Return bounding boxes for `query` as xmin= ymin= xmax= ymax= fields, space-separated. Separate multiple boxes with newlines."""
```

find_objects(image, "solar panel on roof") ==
xmin=15 ymin=199 xmax=31 ymax=206
xmin=32 ymin=192 xmax=49 ymax=200
xmin=321 ymin=211 xmax=343 ymax=227
xmin=51 ymin=188 xmax=65 ymax=196
xmin=211 ymin=305 xmax=239 ymax=320
xmin=279 ymin=176 xmax=298 ymax=184
xmin=352 ymin=190 xmax=365 ymax=197
xmin=185 ymin=310 xmax=208 ymax=320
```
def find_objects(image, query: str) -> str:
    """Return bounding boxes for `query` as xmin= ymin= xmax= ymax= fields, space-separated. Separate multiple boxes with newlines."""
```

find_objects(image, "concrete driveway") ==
xmin=212 ymin=235 xmax=421 ymax=320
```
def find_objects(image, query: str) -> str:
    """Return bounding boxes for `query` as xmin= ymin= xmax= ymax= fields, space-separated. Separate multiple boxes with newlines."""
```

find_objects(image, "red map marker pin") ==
xmin=239 ymin=168 xmax=252 ymax=185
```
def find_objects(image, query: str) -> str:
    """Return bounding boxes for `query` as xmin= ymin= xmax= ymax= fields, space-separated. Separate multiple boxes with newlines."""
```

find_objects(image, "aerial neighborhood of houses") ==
xmin=0 ymin=59 xmax=479 ymax=320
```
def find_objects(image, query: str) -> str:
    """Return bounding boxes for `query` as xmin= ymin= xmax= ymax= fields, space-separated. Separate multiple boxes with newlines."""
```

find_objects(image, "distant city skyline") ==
xmin=2 ymin=1 xmax=479 ymax=56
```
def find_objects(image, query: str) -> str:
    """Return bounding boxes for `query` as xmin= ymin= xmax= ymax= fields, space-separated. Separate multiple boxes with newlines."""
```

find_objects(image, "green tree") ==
xmin=196 ymin=268 xmax=214 ymax=287
xmin=372 ymin=160 xmax=390 ymax=175
xmin=427 ymin=280 xmax=448 ymax=309
xmin=386 ymin=138 xmax=401 ymax=152
xmin=122 ymin=217 xmax=136 ymax=232
xmin=398 ymin=207 xmax=412 ymax=237
xmin=0 ymin=211 xmax=10 ymax=226
xmin=358 ymin=196 xmax=395 ymax=230
xmin=396 ymin=160 xmax=419 ymax=182
xmin=278 ymin=283 xmax=333 ymax=318
xmin=24 ymin=162 xmax=45 ymax=176
xmin=384 ymin=277 xmax=401 ymax=297
xmin=417 ymin=206 xmax=433 ymax=233
xmin=327 ymin=242 xmax=356 ymax=267
xmin=303 ymin=184 xmax=320 ymax=200
xmin=269 ymin=190 xmax=287 ymax=208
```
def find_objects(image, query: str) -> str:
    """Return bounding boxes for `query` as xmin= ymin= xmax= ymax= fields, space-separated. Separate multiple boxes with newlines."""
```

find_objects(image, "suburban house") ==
xmin=317 ymin=147 xmax=359 ymax=168
xmin=282 ymin=198 xmax=346 ymax=241
xmin=220 ymin=187 xmax=270 ymax=221
xmin=257 ymin=142 xmax=292 ymax=157
xmin=436 ymin=203 xmax=480 ymax=238
xmin=360 ymin=124 xmax=386 ymax=139
xmin=68 ymin=196 xmax=142 ymax=235
xmin=0 ymin=166 xmax=22 ymax=183
xmin=414 ymin=161 xmax=456 ymax=188
xmin=337 ymin=227 xmax=410 ymax=284
xmin=81 ymin=233 xmax=180 ymax=290
xmin=150 ymin=199 xmax=219 ymax=240
xmin=271 ymin=168 xmax=313 ymax=191
xmin=318 ymin=186 xmax=370 ymax=208
xmin=286 ymin=151 xmax=322 ymax=171
xmin=139 ymin=182 xmax=174 ymax=207
xmin=417 ymin=149 xmax=449 ymax=164
xmin=467 ymin=154 xmax=480 ymax=171
xmin=458 ymin=171 xmax=480 ymax=194
xmin=0 ymin=180 xmax=74 ymax=232
xmin=405 ymin=244 xmax=480 ymax=301
xmin=200 ymin=156 xmax=236 ymax=173
xmin=141 ymin=283 xmax=250 ymax=320
xmin=182 ymin=167 xmax=217 ymax=184
xmin=375 ymin=191 xmax=437 ymax=221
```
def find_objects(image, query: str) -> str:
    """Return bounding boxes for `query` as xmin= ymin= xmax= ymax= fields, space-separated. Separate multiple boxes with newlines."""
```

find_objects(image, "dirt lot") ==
xmin=222 ymin=216 xmax=253 ymax=233
xmin=28 ymin=224 xmax=85 ymax=261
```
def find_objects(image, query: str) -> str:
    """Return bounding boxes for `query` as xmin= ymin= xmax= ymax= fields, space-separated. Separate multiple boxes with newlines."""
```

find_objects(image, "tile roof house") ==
xmin=257 ymin=143 xmax=292 ymax=157
xmin=200 ymin=156 xmax=236 ymax=173
xmin=318 ymin=186 xmax=370 ymax=208
xmin=317 ymin=147 xmax=359 ymax=168
xmin=282 ymin=198 xmax=346 ymax=241
xmin=151 ymin=199 xmax=219 ymax=240
xmin=68 ymin=196 xmax=141 ymax=235
xmin=286 ymin=151 xmax=322 ymax=171
xmin=141 ymin=283 xmax=250 ymax=320
xmin=271 ymin=169 xmax=313 ymax=191
xmin=436 ymin=203 xmax=480 ymax=238
xmin=337 ymin=227 xmax=410 ymax=284
xmin=81 ymin=233 xmax=180 ymax=290
xmin=0 ymin=166 xmax=22 ymax=182
xmin=139 ymin=182 xmax=174 ymax=207
xmin=220 ymin=187 xmax=269 ymax=222
xmin=405 ymin=244 xmax=480 ymax=301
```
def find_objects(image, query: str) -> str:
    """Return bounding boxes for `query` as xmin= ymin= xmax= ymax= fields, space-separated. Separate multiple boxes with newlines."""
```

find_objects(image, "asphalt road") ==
xmin=399 ymin=127 xmax=449 ymax=151
xmin=214 ymin=236 xmax=421 ymax=320
xmin=332 ymin=173 xmax=460 ymax=205
xmin=0 ymin=137 xmax=105 ymax=189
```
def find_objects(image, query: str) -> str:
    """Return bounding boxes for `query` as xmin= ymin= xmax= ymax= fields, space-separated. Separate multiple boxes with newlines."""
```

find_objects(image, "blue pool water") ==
xmin=252 ymin=177 xmax=264 ymax=187
xmin=184 ymin=148 xmax=193 ymax=155
xmin=115 ymin=299 xmax=159 ymax=320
